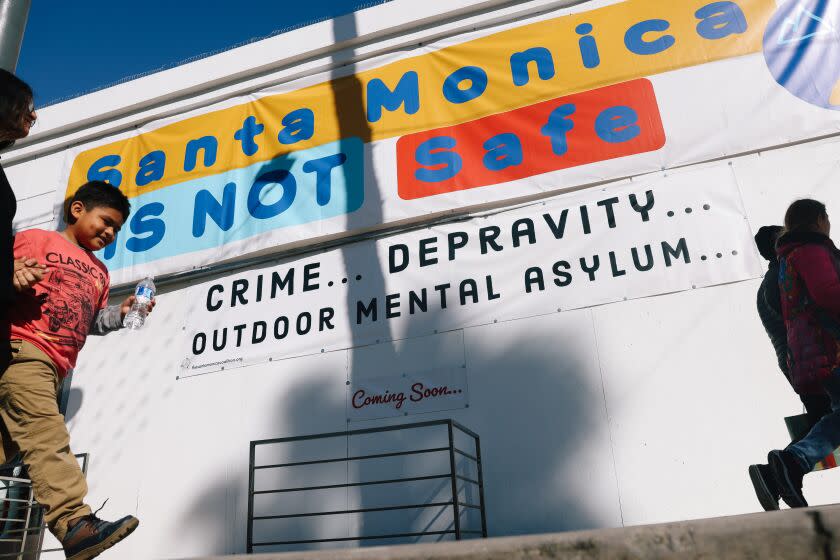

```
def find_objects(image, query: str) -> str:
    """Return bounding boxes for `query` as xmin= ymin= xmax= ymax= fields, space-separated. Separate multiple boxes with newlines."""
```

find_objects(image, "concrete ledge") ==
xmin=190 ymin=505 xmax=840 ymax=559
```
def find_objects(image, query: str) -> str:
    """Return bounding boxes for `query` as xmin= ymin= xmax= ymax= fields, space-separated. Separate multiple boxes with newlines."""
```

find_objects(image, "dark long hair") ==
xmin=784 ymin=199 xmax=827 ymax=233
xmin=0 ymin=69 xmax=34 ymax=149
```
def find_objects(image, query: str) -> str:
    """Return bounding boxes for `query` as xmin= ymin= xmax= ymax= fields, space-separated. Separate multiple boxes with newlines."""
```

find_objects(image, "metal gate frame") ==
xmin=247 ymin=419 xmax=487 ymax=552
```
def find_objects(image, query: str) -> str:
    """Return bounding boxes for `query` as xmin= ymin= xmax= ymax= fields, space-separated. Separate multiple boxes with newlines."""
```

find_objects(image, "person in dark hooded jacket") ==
xmin=0 ymin=70 xmax=45 ymax=377
xmin=0 ymin=70 xmax=38 ymax=316
xmin=754 ymin=225 xmax=831 ymax=423
xmin=750 ymin=200 xmax=840 ymax=511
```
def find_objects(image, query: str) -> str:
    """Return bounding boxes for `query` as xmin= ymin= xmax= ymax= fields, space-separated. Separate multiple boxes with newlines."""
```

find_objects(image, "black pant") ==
xmin=802 ymin=392 xmax=832 ymax=428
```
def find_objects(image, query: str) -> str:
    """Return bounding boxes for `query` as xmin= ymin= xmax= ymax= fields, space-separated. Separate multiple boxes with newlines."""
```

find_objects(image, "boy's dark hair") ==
xmin=784 ymin=199 xmax=828 ymax=233
xmin=0 ymin=69 xmax=34 ymax=147
xmin=66 ymin=181 xmax=131 ymax=224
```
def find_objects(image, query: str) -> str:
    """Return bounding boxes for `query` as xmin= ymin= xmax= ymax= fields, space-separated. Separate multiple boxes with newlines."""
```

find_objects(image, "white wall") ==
xmin=21 ymin=135 xmax=840 ymax=559
xmin=6 ymin=0 xmax=840 ymax=558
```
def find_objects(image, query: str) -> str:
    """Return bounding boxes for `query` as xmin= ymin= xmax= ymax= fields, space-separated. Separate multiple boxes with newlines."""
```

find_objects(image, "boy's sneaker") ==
xmin=768 ymin=449 xmax=808 ymax=508
xmin=748 ymin=463 xmax=780 ymax=511
xmin=62 ymin=514 xmax=139 ymax=560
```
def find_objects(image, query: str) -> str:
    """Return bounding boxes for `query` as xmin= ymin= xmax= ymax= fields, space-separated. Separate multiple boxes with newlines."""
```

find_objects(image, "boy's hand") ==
xmin=12 ymin=257 xmax=47 ymax=292
xmin=119 ymin=295 xmax=157 ymax=319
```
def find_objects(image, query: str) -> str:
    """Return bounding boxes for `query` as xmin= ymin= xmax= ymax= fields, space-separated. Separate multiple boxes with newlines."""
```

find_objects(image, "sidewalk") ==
xmin=188 ymin=504 xmax=839 ymax=560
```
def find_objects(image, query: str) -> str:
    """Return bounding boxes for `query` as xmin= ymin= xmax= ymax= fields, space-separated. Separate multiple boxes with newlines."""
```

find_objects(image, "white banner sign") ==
xmin=348 ymin=367 xmax=468 ymax=420
xmin=177 ymin=162 xmax=762 ymax=376
xmin=56 ymin=0 xmax=840 ymax=286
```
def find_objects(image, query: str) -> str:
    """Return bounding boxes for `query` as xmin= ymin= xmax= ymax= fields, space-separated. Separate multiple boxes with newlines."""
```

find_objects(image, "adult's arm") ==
xmin=0 ymin=163 xmax=15 ymax=309
xmin=12 ymin=257 xmax=45 ymax=292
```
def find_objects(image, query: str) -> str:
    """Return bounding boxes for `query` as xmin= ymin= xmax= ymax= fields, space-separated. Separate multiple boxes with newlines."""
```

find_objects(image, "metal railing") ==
xmin=0 ymin=376 xmax=86 ymax=559
xmin=0 ymin=453 xmax=90 ymax=560
xmin=0 ymin=466 xmax=43 ymax=560
xmin=247 ymin=419 xmax=487 ymax=552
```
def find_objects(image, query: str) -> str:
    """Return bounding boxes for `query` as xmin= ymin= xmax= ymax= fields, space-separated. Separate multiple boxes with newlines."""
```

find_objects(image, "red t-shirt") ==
xmin=8 ymin=229 xmax=110 ymax=377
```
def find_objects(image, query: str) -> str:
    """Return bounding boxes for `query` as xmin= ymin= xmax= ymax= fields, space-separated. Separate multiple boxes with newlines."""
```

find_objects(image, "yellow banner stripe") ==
xmin=67 ymin=0 xmax=773 ymax=198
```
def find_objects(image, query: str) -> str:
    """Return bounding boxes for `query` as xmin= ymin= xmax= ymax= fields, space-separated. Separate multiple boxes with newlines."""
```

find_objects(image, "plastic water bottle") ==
xmin=123 ymin=277 xmax=155 ymax=330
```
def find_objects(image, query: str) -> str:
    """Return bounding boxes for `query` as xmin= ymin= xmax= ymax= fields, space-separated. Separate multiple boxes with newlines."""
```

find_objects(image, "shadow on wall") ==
xmin=174 ymin=273 xmax=612 ymax=554
xmin=322 ymin=9 xmax=613 ymax=542
xmin=246 ymin=326 xmax=610 ymax=553
xmin=467 ymin=320 xmax=611 ymax=536
xmin=177 ymin=8 xmax=615 ymax=555
xmin=63 ymin=387 xmax=83 ymax=423
xmin=181 ymin=472 xmax=244 ymax=555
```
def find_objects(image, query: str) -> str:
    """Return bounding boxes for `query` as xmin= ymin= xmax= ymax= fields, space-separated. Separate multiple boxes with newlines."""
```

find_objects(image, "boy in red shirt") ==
xmin=5 ymin=180 xmax=151 ymax=560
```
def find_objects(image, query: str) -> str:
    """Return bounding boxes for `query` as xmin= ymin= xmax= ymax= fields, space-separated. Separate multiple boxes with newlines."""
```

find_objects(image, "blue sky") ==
xmin=16 ymin=1 xmax=391 ymax=108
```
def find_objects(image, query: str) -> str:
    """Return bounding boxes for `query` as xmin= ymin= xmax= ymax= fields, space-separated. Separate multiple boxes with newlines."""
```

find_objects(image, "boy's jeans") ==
xmin=0 ymin=340 xmax=91 ymax=541
xmin=788 ymin=369 xmax=840 ymax=471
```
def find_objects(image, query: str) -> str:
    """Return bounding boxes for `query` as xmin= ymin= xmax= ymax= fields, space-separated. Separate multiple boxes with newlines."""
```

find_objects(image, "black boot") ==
xmin=768 ymin=449 xmax=808 ymax=508
xmin=749 ymin=463 xmax=780 ymax=511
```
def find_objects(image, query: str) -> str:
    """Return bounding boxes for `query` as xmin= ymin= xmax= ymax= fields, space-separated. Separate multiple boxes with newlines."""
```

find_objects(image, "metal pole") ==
xmin=0 ymin=0 xmax=31 ymax=73
xmin=57 ymin=371 xmax=73 ymax=416
xmin=18 ymin=484 xmax=33 ymax=559
xmin=447 ymin=421 xmax=461 ymax=541
xmin=474 ymin=435 xmax=488 ymax=538
xmin=247 ymin=442 xmax=255 ymax=554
